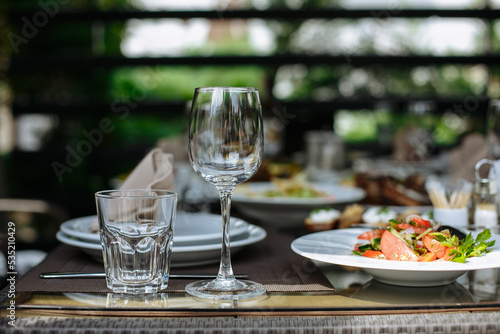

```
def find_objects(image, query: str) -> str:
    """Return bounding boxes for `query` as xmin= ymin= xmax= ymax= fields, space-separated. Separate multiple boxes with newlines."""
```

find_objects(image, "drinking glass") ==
xmin=95 ymin=189 xmax=177 ymax=294
xmin=186 ymin=87 xmax=266 ymax=300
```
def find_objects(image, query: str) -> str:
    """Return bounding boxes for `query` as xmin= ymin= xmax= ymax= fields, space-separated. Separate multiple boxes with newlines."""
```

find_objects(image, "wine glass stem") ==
xmin=217 ymin=187 xmax=235 ymax=281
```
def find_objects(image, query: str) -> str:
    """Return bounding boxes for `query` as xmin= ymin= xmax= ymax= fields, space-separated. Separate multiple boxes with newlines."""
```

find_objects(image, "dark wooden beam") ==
xmin=7 ymin=9 xmax=500 ymax=21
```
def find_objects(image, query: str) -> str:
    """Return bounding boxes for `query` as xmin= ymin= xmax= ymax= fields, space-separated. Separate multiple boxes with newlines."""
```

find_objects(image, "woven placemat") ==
xmin=3 ymin=312 xmax=500 ymax=333
xmin=15 ymin=228 xmax=334 ymax=293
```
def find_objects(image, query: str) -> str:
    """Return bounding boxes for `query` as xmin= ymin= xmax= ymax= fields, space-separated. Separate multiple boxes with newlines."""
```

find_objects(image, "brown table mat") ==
xmin=15 ymin=228 xmax=334 ymax=293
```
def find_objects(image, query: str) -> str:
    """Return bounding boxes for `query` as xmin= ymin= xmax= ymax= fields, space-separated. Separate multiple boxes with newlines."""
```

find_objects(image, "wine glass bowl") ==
xmin=186 ymin=87 xmax=266 ymax=300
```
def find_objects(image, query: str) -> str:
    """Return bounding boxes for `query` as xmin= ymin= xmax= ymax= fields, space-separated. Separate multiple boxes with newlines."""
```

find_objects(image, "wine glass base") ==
xmin=185 ymin=279 xmax=266 ymax=301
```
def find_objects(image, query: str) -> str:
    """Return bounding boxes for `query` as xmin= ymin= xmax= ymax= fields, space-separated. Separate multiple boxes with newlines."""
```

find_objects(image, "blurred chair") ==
xmin=0 ymin=198 xmax=69 ymax=279
xmin=0 ymin=199 xmax=68 ymax=222
xmin=0 ymin=198 xmax=68 ymax=248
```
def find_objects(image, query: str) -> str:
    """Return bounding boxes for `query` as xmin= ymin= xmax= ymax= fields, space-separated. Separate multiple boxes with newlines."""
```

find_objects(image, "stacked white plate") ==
xmin=56 ymin=212 xmax=266 ymax=267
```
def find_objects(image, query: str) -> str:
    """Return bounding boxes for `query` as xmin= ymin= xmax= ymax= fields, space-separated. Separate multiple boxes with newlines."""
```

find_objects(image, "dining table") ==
xmin=2 ymin=220 xmax=500 ymax=334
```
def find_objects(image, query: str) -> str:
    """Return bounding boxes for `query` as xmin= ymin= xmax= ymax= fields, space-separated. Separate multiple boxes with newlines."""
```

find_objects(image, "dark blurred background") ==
xmin=1 ymin=0 xmax=500 ymax=253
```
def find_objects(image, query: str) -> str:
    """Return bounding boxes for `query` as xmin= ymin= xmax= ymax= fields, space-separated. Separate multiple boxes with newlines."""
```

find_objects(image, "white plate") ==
xmin=56 ymin=224 xmax=266 ymax=267
xmin=59 ymin=212 xmax=248 ymax=246
xmin=291 ymin=228 xmax=500 ymax=287
xmin=232 ymin=183 xmax=365 ymax=227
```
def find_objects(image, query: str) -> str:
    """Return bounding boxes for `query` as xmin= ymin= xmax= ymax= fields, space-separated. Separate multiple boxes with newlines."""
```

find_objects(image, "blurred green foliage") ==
xmin=6 ymin=0 xmax=492 ymax=149
xmin=3 ymin=0 xmax=497 ymax=204
xmin=110 ymin=66 xmax=267 ymax=102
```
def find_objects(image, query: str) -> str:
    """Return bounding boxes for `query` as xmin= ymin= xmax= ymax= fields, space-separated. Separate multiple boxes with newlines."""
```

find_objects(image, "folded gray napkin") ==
xmin=119 ymin=148 xmax=175 ymax=190
xmin=90 ymin=148 xmax=175 ymax=232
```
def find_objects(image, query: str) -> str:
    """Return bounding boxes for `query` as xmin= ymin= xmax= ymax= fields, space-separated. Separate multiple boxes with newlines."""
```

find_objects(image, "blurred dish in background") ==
xmin=354 ymin=172 xmax=431 ymax=207
xmin=232 ymin=182 xmax=365 ymax=227
xmin=245 ymin=173 xmax=330 ymax=199
xmin=354 ymin=154 xmax=449 ymax=178
xmin=304 ymin=208 xmax=341 ymax=232
xmin=303 ymin=205 xmax=432 ymax=231
xmin=352 ymin=154 xmax=442 ymax=207
xmin=250 ymin=159 xmax=303 ymax=182
xmin=361 ymin=206 xmax=399 ymax=226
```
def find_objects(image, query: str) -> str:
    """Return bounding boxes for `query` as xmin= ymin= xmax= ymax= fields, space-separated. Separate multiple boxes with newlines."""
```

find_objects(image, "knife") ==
xmin=40 ymin=272 xmax=247 ymax=279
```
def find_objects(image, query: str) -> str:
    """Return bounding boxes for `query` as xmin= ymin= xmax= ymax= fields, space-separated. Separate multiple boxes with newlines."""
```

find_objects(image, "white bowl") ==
xmin=232 ymin=182 xmax=365 ymax=227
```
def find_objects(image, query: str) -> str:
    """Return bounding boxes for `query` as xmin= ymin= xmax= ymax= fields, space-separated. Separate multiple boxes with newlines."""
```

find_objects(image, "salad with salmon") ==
xmin=353 ymin=214 xmax=495 ymax=263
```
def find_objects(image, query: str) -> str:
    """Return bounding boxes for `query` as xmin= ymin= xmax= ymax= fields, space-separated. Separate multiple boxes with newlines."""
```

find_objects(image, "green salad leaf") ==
xmin=434 ymin=229 xmax=496 ymax=263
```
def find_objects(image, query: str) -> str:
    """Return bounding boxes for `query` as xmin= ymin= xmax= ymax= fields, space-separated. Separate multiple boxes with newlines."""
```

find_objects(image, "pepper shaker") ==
xmin=472 ymin=159 xmax=498 ymax=229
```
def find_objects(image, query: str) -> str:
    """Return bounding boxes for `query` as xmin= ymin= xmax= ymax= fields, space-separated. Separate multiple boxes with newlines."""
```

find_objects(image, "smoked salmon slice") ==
xmin=380 ymin=230 xmax=419 ymax=261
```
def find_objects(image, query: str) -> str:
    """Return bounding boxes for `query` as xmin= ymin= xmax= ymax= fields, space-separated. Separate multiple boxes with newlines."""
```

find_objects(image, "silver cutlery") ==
xmin=40 ymin=272 xmax=247 ymax=279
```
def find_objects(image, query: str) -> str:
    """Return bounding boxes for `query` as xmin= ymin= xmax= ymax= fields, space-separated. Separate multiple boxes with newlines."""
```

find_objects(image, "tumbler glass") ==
xmin=95 ymin=189 xmax=177 ymax=294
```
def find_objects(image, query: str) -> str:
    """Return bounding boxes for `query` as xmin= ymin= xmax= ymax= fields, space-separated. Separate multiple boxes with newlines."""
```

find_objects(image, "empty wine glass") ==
xmin=186 ymin=87 xmax=266 ymax=300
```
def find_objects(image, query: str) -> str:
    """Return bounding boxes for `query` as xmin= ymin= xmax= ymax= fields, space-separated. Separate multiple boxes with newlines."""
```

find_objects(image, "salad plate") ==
xmin=291 ymin=228 xmax=500 ymax=287
xmin=232 ymin=183 xmax=365 ymax=227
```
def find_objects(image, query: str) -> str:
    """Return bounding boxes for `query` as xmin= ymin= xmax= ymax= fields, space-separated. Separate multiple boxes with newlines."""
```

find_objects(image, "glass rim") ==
xmin=95 ymin=189 xmax=177 ymax=199
xmin=195 ymin=87 xmax=258 ymax=93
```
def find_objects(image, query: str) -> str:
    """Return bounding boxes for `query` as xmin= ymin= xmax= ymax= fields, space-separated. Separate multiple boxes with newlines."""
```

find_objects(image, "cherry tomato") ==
xmin=422 ymin=235 xmax=448 ymax=258
xmin=358 ymin=229 xmax=385 ymax=240
xmin=362 ymin=250 xmax=385 ymax=259
xmin=408 ymin=216 xmax=432 ymax=228
xmin=442 ymin=246 xmax=458 ymax=261
xmin=418 ymin=252 xmax=437 ymax=262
